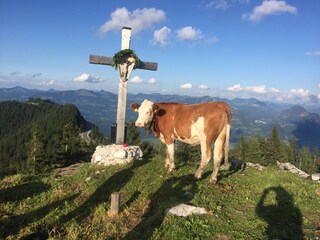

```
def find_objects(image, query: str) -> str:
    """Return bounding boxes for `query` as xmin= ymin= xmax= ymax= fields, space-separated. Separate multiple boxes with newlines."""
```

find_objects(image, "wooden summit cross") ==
xmin=90 ymin=27 xmax=158 ymax=145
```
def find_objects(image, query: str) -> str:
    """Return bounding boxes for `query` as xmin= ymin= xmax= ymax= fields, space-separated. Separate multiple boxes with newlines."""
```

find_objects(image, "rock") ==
xmin=114 ymin=150 xmax=128 ymax=159
xmin=91 ymin=144 xmax=143 ymax=166
xmin=277 ymin=161 xmax=310 ymax=179
xmin=311 ymin=173 xmax=320 ymax=182
xmin=246 ymin=162 xmax=265 ymax=171
xmin=167 ymin=203 xmax=207 ymax=217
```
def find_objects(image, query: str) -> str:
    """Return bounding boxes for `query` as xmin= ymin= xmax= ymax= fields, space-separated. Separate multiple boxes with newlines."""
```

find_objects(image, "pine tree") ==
xmin=246 ymin=135 xmax=263 ymax=163
xmin=289 ymin=136 xmax=298 ymax=164
xmin=298 ymin=146 xmax=315 ymax=174
xmin=265 ymin=127 xmax=287 ymax=165
xmin=312 ymin=147 xmax=320 ymax=173
xmin=235 ymin=136 xmax=246 ymax=160
xmin=27 ymin=123 xmax=47 ymax=174
xmin=127 ymin=120 xmax=141 ymax=145
xmin=61 ymin=123 xmax=82 ymax=165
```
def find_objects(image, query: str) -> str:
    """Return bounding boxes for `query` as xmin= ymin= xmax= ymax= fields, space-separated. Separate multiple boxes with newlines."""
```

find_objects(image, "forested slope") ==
xmin=0 ymin=99 xmax=105 ymax=175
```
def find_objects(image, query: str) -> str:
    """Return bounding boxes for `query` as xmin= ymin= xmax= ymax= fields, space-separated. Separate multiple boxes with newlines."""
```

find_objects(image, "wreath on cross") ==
xmin=112 ymin=49 xmax=140 ymax=70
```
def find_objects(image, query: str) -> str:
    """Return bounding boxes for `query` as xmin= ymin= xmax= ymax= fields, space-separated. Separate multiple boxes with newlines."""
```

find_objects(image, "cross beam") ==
xmin=89 ymin=55 xmax=158 ymax=71
xmin=89 ymin=27 xmax=158 ymax=145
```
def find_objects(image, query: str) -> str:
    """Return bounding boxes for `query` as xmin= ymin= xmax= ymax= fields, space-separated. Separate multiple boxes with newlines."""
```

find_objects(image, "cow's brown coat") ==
xmin=131 ymin=100 xmax=232 ymax=184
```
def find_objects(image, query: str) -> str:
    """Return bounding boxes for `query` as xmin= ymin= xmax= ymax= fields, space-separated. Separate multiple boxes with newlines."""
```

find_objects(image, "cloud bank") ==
xmin=73 ymin=73 xmax=105 ymax=83
xmin=242 ymin=0 xmax=297 ymax=22
xmin=99 ymin=7 xmax=165 ymax=35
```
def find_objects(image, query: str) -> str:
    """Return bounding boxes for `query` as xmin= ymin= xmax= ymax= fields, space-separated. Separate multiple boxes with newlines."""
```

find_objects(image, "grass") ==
xmin=0 ymin=155 xmax=320 ymax=240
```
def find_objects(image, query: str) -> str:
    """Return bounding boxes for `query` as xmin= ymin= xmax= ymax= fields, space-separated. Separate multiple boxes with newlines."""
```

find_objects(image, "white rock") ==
xmin=91 ymin=144 xmax=143 ymax=166
xmin=246 ymin=162 xmax=265 ymax=171
xmin=114 ymin=150 xmax=127 ymax=159
xmin=167 ymin=204 xmax=207 ymax=217
xmin=277 ymin=161 xmax=310 ymax=179
xmin=311 ymin=173 xmax=320 ymax=182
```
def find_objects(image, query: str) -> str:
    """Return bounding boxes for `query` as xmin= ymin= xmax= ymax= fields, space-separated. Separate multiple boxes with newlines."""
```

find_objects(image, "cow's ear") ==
xmin=153 ymin=104 xmax=165 ymax=116
xmin=152 ymin=103 xmax=160 ymax=113
xmin=130 ymin=103 xmax=140 ymax=112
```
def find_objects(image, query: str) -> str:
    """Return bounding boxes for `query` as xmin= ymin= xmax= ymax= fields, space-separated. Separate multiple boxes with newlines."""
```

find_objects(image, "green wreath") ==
xmin=112 ymin=49 xmax=140 ymax=70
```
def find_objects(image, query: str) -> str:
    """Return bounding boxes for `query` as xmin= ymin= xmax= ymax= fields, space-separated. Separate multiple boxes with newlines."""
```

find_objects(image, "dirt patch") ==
xmin=54 ymin=163 xmax=83 ymax=177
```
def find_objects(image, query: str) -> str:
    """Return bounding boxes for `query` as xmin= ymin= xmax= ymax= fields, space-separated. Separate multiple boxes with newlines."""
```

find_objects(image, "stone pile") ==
xmin=91 ymin=144 xmax=143 ymax=166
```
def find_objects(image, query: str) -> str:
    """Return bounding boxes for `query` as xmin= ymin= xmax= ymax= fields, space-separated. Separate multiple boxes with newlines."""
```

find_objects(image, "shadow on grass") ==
xmin=124 ymin=174 xmax=198 ymax=240
xmin=60 ymin=159 xmax=150 ymax=224
xmin=0 ymin=181 xmax=51 ymax=203
xmin=256 ymin=186 xmax=303 ymax=240
xmin=0 ymin=194 xmax=78 ymax=239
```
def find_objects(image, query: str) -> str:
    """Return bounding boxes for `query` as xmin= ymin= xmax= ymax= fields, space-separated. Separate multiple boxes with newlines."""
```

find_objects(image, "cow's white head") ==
xmin=130 ymin=99 xmax=155 ymax=129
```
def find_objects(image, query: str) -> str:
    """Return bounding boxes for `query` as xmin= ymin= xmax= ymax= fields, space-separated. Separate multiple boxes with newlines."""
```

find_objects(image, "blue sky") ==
xmin=0 ymin=0 xmax=319 ymax=104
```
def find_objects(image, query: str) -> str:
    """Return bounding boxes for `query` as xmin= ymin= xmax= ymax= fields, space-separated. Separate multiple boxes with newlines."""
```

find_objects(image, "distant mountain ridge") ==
xmin=1 ymin=86 xmax=320 ymax=149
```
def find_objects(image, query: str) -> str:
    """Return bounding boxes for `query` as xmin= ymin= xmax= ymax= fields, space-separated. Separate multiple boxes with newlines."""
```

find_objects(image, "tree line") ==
xmin=0 ymin=99 xmax=107 ymax=175
xmin=232 ymin=126 xmax=320 ymax=174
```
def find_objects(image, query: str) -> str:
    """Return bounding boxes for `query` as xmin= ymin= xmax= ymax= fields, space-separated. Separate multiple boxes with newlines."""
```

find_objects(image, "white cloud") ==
xmin=35 ymin=80 xmax=57 ymax=87
xmin=148 ymin=78 xmax=156 ymax=84
xmin=242 ymin=0 xmax=297 ymax=22
xmin=152 ymin=26 xmax=171 ymax=47
xmin=305 ymin=51 xmax=320 ymax=57
xmin=227 ymin=84 xmax=276 ymax=94
xmin=206 ymin=0 xmax=231 ymax=10
xmin=130 ymin=75 xmax=143 ymax=84
xmin=10 ymin=71 xmax=20 ymax=76
xmin=318 ymin=83 xmax=320 ymax=89
xmin=73 ymin=73 xmax=105 ymax=83
xmin=226 ymin=84 xmax=319 ymax=103
xmin=205 ymin=36 xmax=219 ymax=44
xmin=227 ymin=84 xmax=242 ymax=91
xmin=176 ymin=26 xmax=203 ymax=41
xmin=269 ymin=87 xmax=280 ymax=93
xmin=29 ymin=73 xmax=42 ymax=78
xmin=180 ymin=83 xmax=193 ymax=89
xmin=98 ymin=7 xmax=165 ymax=35
xmin=286 ymin=88 xmax=312 ymax=100
xmin=199 ymin=84 xmax=209 ymax=90
xmin=205 ymin=0 xmax=250 ymax=10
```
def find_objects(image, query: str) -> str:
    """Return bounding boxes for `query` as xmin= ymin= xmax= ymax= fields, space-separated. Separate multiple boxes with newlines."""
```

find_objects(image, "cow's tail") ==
xmin=224 ymin=109 xmax=232 ymax=166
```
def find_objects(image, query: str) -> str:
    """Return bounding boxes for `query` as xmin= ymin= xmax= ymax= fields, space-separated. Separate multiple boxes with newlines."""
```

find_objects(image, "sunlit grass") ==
xmin=0 ymin=156 xmax=319 ymax=239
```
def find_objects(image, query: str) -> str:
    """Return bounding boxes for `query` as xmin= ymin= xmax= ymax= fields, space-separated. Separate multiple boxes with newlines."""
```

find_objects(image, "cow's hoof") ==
xmin=209 ymin=179 xmax=217 ymax=185
xmin=194 ymin=175 xmax=201 ymax=181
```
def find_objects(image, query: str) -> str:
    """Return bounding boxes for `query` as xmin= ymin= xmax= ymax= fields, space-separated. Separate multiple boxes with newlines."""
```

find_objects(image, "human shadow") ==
xmin=0 ymin=181 xmax=51 ymax=203
xmin=0 ymin=194 xmax=78 ymax=239
xmin=255 ymin=186 xmax=303 ymax=240
xmin=124 ymin=174 xmax=199 ymax=240
xmin=60 ymin=159 xmax=149 ymax=223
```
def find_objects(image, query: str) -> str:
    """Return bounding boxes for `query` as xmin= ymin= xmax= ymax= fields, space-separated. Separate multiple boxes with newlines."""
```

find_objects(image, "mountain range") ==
xmin=1 ymin=86 xmax=320 ymax=149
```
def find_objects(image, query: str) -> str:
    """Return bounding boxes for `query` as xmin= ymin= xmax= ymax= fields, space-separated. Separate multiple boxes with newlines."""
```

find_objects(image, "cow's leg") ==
xmin=194 ymin=140 xmax=212 ymax=180
xmin=210 ymin=138 xmax=224 ymax=184
xmin=165 ymin=143 xmax=175 ymax=172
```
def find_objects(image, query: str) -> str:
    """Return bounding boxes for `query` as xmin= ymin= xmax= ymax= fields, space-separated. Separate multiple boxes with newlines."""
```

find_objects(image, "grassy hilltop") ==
xmin=0 ymin=155 xmax=319 ymax=240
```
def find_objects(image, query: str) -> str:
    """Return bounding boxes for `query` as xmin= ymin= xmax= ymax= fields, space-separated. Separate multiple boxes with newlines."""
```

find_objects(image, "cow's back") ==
xmin=154 ymin=102 xmax=231 ymax=144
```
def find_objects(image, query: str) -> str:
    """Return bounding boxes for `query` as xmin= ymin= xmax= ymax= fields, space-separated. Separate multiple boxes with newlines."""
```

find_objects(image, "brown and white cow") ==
xmin=130 ymin=99 xmax=232 ymax=184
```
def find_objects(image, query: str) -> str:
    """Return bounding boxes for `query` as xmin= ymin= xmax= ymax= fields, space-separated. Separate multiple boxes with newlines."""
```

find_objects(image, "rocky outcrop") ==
xmin=276 ymin=161 xmax=310 ymax=179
